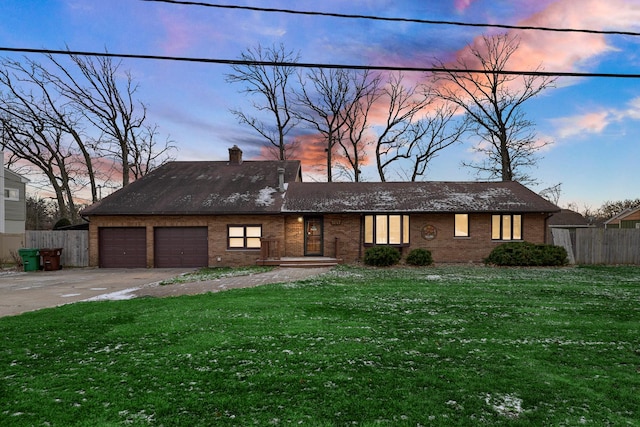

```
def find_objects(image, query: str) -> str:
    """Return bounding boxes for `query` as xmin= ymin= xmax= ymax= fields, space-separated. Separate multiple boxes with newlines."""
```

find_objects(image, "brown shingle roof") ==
xmin=82 ymin=160 xmax=302 ymax=216
xmin=82 ymin=160 xmax=559 ymax=216
xmin=282 ymin=181 xmax=560 ymax=213
xmin=548 ymin=209 xmax=590 ymax=226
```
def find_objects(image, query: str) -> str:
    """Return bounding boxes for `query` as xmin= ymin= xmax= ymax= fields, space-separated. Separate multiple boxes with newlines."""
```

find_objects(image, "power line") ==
xmin=140 ymin=0 xmax=640 ymax=37
xmin=2 ymin=46 xmax=640 ymax=79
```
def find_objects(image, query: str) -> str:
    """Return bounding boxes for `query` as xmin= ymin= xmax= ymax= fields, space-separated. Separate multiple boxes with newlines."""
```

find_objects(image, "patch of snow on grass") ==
xmin=84 ymin=288 xmax=140 ymax=301
xmin=485 ymin=393 xmax=524 ymax=419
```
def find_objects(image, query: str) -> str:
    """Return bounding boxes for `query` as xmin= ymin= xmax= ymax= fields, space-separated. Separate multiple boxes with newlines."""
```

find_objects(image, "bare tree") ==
xmin=405 ymin=103 xmax=467 ymax=181
xmin=1 ymin=57 xmax=104 ymax=202
xmin=295 ymin=68 xmax=378 ymax=182
xmin=226 ymin=44 xmax=300 ymax=160
xmin=0 ymin=58 xmax=83 ymax=220
xmin=539 ymin=183 xmax=562 ymax=205
xmin=432 ymin=33 xmax=556 ymax=183
xmin=372 ymin=73 xmax=465 ymax=181
xmin=45 ymin=53 xmax=173 ymax=187
xmin=334 ymin=71 xmax=382 ymax=182
xmin=0 ymin=118 xmax=80 ymax=222
xmin=596 ymin=199 xmax=640 ymax=221
xmin=128 ymin=123 xmax=176 ymax=180
xmin=0 ymin=54 xmax=173 ymax=221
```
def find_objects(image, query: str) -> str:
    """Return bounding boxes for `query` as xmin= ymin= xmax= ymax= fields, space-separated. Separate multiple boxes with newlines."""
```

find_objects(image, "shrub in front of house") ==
xmin=405 ymin=248 xmax=433 ymax=266
xmin=364 ymin=246 xmax=401 ymax=267
xmin=484 ymin=241 xmax=568 ymax=266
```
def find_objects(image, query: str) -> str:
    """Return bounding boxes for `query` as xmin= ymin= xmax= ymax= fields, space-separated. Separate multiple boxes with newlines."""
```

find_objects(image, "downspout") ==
xmin=544 ymin=213 xmax=554 ymax=244
xmin=358 ymin=214 xmax=363 ymax=260
xmin=0 ymin=151 xmax=5 ymax=234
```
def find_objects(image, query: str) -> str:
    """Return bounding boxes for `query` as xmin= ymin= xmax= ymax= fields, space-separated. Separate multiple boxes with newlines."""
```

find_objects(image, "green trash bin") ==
xmin=18 ymin=248 xmax=40 ymax=272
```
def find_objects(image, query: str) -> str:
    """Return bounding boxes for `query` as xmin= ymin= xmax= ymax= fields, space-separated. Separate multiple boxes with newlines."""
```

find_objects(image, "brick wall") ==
xmin=315 ymin=212 xmax=550 ymax=264
xmin=88 ymin=214 xmax=284 ymax=267
xmin=284 ymin=215 xmax=304 ymax=257
xmin=322 ymin=214 xmax=362 ymax=260
xmin=282 ymin=214 xmax=362 ymax=260
xmin=89 ymin=212 xmax=550 ymax=267
xmin=404 ymin=213 xmax=549 ymax=263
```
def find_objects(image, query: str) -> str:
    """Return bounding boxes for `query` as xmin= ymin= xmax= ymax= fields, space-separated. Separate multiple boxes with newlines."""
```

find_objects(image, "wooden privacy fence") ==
xmin=25 ymin=230 xmax=89 ymax=267
xmin=573 ymin=228 xmax=640 ymax=265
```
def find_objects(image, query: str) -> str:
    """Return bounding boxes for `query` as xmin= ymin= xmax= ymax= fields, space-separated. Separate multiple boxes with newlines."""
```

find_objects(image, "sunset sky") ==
xmin=2 ymin=0 xmax=640 ymax=210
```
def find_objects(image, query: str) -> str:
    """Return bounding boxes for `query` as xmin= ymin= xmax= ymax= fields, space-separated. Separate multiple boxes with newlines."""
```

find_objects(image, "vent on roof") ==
xmin=228 ymin=145 xmax=243 ymax=164
xmin=277 ymin=167 xmax=285 ymax=192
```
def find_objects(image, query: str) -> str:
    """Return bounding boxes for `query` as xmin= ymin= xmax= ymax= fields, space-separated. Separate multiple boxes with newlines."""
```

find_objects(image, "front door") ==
xmin=304 ymin=217 xmax=323 ymax=256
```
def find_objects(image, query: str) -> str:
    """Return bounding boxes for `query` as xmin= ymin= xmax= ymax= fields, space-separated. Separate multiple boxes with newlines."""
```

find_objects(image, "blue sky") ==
xmin=2 ymin=0 xmax=640 ymax=209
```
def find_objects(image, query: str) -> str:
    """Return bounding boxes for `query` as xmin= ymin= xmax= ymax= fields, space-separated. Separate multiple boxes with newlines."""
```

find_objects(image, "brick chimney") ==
xmin=228 ymin=145 xmax=243 ymax=164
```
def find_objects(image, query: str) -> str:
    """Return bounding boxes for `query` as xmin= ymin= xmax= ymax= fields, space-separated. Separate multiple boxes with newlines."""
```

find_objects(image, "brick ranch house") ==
xmin=81 ymin=146 xmax=560 ymax=268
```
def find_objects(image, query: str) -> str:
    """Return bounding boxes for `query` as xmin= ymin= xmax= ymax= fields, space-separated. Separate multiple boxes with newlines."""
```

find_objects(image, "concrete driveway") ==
xmin=0 ymin=268 xmax=195 ymax=317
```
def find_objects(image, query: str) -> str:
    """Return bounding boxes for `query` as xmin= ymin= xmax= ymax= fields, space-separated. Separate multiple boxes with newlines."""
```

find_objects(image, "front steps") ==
xmin=257 ymin=257 xmax=341 ymax=268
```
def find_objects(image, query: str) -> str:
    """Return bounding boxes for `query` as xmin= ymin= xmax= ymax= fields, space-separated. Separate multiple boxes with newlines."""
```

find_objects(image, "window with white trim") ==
xmin=454 ymin=214 xmax=469 ymax=237
xmin=228 ymin=225 xmax=262 ymax=249
xmin=4 ymin=188 xmax=19 ymax=201
xmin=491 ymin=214 xmax=522 ymax=241
xmin=364 ymin=214 xmax=409 ymax=245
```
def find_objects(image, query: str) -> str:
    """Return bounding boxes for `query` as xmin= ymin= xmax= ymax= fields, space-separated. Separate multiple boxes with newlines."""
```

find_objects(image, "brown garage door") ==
xmin=154 ymin=227 xmax=209 ymax=268
xmin=99 ymin=227 xmax=147 ymax=268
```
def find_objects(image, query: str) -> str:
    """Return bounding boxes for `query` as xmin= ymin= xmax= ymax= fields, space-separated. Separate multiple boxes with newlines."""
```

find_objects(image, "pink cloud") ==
xmin=413 ymin=0 xmax=640 ymax=116
xmin=552 ymin=96 xmax=640 ymax=140
xmin=454 ymin=0 xmax=476 ymax=13
xmin=623 ymin=96 xmax=640 ymax=120
xmin=552 ymin=111 xmax=611 ymax=139
xmin=155 ymin=9 xmax=227 ymax=55
xmin=157 ymin=11 xmax=195 ymax=55
xmin=445 ymin=0 xmax=640 ymax=80
xmin=515 ymin=0 xmax=640 ymax=74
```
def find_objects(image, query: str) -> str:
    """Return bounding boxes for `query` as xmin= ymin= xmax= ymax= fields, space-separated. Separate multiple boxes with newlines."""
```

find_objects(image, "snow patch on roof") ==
xmin=224 ymin=192 xmax=250 ymax=204
xmin=280 ymin=182 xmax=552 ymax=213
xmin=201 ymin=194 xmax=216 ymax=208
xmin=256 ymin=186 xmax=276 ymax=207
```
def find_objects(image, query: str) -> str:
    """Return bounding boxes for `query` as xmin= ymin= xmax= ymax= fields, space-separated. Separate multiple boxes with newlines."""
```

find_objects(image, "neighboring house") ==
xmin=0 ymin=167 xmax=29 ymax=260
xmin=603 ymin=206 xmax=640 ymax=229
xmin=81 ymin=146 xmax=560 ymax=268
xmin=3 ymin=169 xmax=29 ymax=234
xmin=547 ymin=209 xmax=591 ymax=242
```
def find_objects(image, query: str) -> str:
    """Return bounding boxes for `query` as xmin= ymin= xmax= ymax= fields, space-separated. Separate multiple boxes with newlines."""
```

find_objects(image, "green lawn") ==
xmin=1 ymin=265 xmax=639 ymax=426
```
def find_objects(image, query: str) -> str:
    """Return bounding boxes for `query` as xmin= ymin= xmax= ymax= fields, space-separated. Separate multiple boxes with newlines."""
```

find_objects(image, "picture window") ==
xmin=491 ymin=214 xmax=522 ymax=241
xmin=364 ymin=214 xmax=409 ymax=246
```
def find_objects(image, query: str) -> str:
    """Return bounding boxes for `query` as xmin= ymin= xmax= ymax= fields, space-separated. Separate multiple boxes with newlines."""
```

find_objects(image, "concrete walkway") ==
xmin=0 ymin=268 xmax=193 ymax=317
xmin=132 ymin=267 xmax=332 ymax=298
xmin=0 ymin=267 xmax=332 ymax=317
